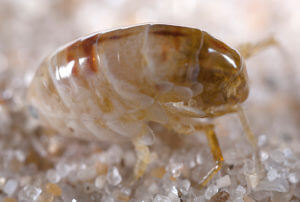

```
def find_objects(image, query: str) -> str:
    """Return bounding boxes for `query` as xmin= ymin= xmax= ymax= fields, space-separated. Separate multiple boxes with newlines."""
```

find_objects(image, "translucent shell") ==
xmin=28 ymin=24 xmax=248 ymax=142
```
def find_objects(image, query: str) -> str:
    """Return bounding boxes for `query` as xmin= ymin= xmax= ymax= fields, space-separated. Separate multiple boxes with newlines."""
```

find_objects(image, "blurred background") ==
xmin=0 ymin=0 xmax=299 ymax=149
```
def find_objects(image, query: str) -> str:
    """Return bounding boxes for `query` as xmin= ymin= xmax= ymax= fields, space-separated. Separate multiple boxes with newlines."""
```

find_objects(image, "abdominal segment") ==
xmin=28 ymin=24 xmax=204 ymax=142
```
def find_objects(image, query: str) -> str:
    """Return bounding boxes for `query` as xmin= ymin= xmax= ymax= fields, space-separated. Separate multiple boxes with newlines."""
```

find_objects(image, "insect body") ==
xmin=28 ymin=24 xmax=250 ymax=186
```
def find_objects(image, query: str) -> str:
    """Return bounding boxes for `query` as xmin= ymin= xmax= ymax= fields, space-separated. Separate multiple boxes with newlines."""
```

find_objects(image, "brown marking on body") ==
xmin=71 ymin=63 xmax=79 ymax=76
xmin=66 ymin=41 xmax=80 ymax=76
xmin=82 ymin=35 xmax=99 ymax=73
xmin=66 ymin=31 xmax=136 ymax=76
xmin=80 ymin=33 xmax=135 ymax=73
xmin=108 ymin=35 xmax=123 ymax=40
xmin=97 ymin=33 xmax=132 ymax=43
xmin=152 ymin=30 xmax=187 ymax=37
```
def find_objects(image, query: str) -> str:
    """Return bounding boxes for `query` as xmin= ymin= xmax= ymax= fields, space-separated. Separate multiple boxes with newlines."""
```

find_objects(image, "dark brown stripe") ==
xmin=66 ymin=41 xmax=79 ymax=62
xmin=151 ymin=30 xmax=187 ymax=37
xmin=88 ymin=48 xmax=98 ymax=73
xmin=97 ymin=33 xmax=132 ymax=43
xmin=66 ymin=41 xmax=80 ymax=76
xmin=71 ymin=62 xmax=79 ymax=76
xmin=82 ymin=35 xmax=99 ymax=73
xmin=66 ymin=31 xmax=136 ymax=76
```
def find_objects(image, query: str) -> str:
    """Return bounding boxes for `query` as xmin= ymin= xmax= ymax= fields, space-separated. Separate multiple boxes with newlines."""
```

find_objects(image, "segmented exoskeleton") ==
xmin=28 ymin=24 xmax=250 ymax=186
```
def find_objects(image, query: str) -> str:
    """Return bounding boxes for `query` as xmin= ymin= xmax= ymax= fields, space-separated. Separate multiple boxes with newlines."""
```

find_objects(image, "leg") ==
xmin=133 ymin=140 xmax=151 ymax=179
xmin=236 ymin=105 xmax=263 ymax=174
xmin=237 ymin=36 xmax=278 ymax=59
xmin=239 ymin=36 xmax=295 ymax=89
xmin=168 ymin=117 xmax=224 ymax=187
xmin=132 ymin=125 xmax=154 ymax=179
xmin=194 ymin=124 xmax=224 ymax=188
xmin=237 ymin=105 xmax=257 ymax=149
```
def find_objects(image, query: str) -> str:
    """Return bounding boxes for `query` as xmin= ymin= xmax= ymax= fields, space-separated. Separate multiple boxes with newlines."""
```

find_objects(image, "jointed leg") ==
xmin=236 ymin=105 xmax=263 ymax=175
xmin=169 ymin=106 xmax=257 ymax=187
xmin=238 ymin=36 xmax=278 ymax=59
xmin=168 ymin=116 xmax=224 ymax=187
xmin=195 ymin=124 xmax=224 ymax=188
xmin=133 ymin=130 xmax=152 ymax=179
xmin=133 ymin=140 xmax=151 ymax=179
xmin=237 ymin=105 xmax=257 ymax=149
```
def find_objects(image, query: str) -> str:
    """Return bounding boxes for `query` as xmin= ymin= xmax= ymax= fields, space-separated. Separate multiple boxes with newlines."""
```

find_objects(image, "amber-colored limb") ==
xmin=194 ymin=124 xmax=224 ymax=188
xmin=209 ymin=105 xmax=258 ymax=150
xmin=195 ymin=107 xmax=257 ymax=187
xmin=238 ymin=36 xmax=278 ymax=59
xmin=204 ymin=105 xmax=258 ymax=150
